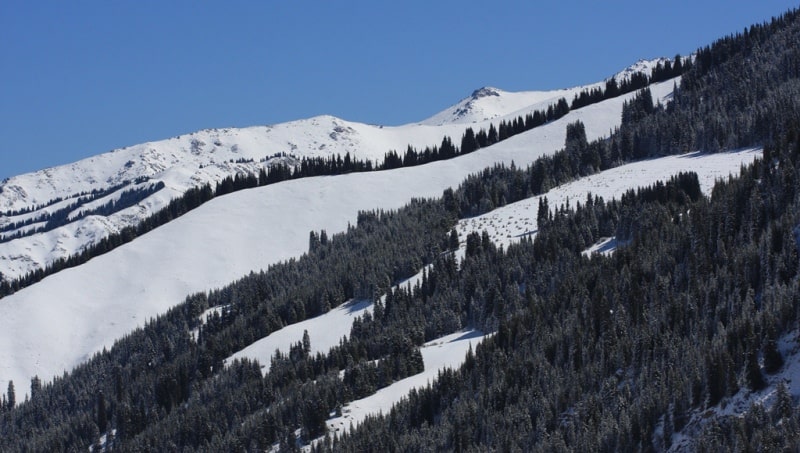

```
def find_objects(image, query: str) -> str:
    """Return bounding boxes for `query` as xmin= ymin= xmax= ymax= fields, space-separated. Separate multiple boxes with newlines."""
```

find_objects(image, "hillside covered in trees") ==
xmin=2 ymin=6 xmax=800 ymax=452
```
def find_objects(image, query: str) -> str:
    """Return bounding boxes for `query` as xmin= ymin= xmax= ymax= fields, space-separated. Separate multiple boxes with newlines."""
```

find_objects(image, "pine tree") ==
xmin=309 ymin=231 xmax=320 ymax=253
xmin=605 ymin=77 xmax=620 ymax=98
xmin=565 ymin=120 xmax=588 ymax=151
xmin=745 ymin=348 xmax=766 ymax=391
xmin=487 ymin=124 xmax=498 ymax=145
xmin=763 ymin=338 xmax=784 ymax=374
xmin=775 ymin=381 xmax=793 ymax=420
xmin=30 ymin=375 xmax=41 ymax=401
xmin=461 ymin=128 xmax=479 ymax=154
xmin=303 ymin=330 xmax=311 ymax=357
xmin=6 ymin=380 xmax=14 ymax=409
xmin=97 ymin=391 xmax=108 ymax=433
xmin=448 ymin=229 xmax=460 ymax=250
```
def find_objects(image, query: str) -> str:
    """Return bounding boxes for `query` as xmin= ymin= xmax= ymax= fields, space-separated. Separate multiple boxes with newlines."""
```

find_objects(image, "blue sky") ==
xmin=1 ymin=1 xmax=798 ymax=180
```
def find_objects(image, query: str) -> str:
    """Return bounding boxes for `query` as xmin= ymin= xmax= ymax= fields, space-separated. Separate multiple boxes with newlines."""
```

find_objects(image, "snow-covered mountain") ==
xmin=419 ymin=86 xmax=574 ymax=126
xmin=0 ymin=45 xmax=780 ymax=450
xmin=418 ymin=57 xmax=676 ymax=127
xmin=3 ymin=54 xmax=745 ymax=404
xmin=1 ymin=73 xmax=753 ymax=401
xmin=0 ymin=58 xmax=682 ymax=281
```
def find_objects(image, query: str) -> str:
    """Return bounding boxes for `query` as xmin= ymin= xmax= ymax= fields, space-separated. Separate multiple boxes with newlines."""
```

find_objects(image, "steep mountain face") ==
xmin=0 ymin=59 xmax=677 ymax=281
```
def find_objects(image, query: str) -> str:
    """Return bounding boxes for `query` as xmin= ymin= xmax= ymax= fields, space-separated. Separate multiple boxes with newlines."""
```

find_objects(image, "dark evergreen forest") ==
xmin=2 ymin=7 xmax=800 ymax=452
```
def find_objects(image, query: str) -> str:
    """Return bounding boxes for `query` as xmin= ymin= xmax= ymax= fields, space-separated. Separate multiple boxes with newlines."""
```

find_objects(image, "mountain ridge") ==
xmin=0 ymin=58 xmax=680 ymax=281
xmin=0 ymin=57 xmax=676 ymax=211
xmin=419 ymin=57 xmax=673 ymax=127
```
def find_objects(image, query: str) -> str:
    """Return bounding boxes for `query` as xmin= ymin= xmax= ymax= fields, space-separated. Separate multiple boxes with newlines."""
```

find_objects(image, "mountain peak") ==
xmin=470 ymin=87 xmax=502 ymax=100
xmin=612 ymin=57 xmax=673 ymax=83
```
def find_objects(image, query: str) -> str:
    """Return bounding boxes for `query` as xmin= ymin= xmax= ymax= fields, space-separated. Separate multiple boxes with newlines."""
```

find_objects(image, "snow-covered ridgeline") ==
xmin=2 ymin=58 xmax=675 ymax=213
xmin=0 ymin=78 xmax=679 ymax=396
xmin=0 ymin=59 xmax=680 ymax=280
xmin=419 ymin=56 xmax=680 ymax=127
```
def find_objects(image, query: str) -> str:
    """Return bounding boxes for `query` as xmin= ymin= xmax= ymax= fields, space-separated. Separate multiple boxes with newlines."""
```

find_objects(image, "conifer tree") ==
xmin=6 ymin=381 xmax=14 ymax=409
xmin=30 ymin=376 xmax=41 ymax=401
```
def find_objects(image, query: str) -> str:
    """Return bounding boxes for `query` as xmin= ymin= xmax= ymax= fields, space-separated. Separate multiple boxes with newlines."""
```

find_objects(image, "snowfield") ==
xmin=582 ymin=237 xmax=625 ymax=257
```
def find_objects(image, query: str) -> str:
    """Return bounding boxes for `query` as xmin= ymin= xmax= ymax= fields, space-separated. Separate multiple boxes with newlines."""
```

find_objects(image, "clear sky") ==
xmin=1 ymin=1 xmax=798 ymax=180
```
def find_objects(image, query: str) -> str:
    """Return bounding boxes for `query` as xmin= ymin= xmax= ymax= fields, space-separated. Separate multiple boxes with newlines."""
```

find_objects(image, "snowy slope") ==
xmin=0 ymin=117 xmax=448 ymax=279
xmin=226 ymin=299 xmax=374 ymax=373
xmin=0 ymin=78 xmax=679 ymax=396
xmin=0 ymin=58 xmax=678 ymax=280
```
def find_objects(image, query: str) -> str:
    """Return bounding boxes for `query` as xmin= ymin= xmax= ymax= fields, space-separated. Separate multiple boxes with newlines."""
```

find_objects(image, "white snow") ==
xmin=88 ymin=429 xmax=116 ymax=453
xmin=227 ymin=264 xmax=432 ymax=372
xmin=612 ymin=57 xmax=676 ymax=84
xmin=420 ymin=57 xmax=679 ymax=127
xmin=420 ymin=86 xmax=577 ymax=126
xmin=0 ymin=52 xmax=764 ymax=446
xmin=0 ymin=78 xmax=728 ymax=398
xmin=582 ymin=237 xmax=625 ymax=257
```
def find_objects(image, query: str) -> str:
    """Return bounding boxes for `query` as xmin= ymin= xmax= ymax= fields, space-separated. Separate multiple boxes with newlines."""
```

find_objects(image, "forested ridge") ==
xmin=1 ymin=7 xmax=800 ymax=452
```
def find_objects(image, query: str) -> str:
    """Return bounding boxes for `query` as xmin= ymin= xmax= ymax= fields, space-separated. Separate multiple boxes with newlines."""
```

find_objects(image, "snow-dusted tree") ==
xmin=30 ymin=376 xmax=41 ymax=401
xmin=6 ymin=380 xmax=14 ymax=409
